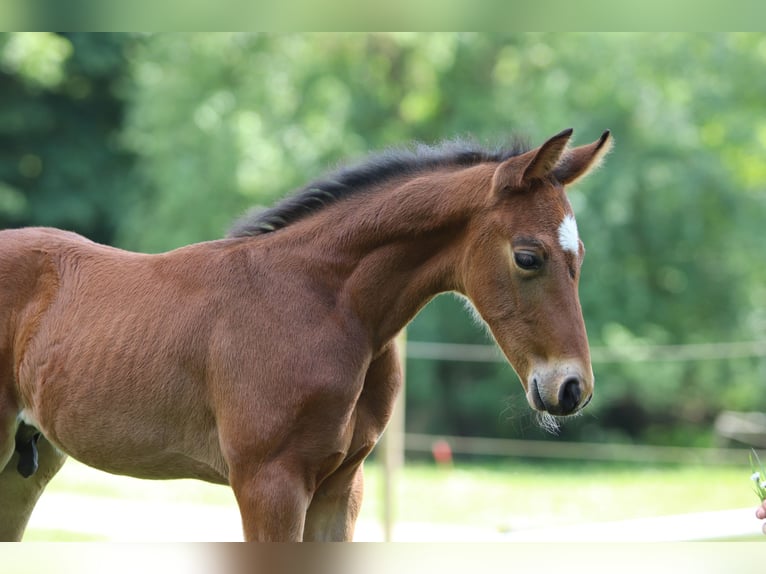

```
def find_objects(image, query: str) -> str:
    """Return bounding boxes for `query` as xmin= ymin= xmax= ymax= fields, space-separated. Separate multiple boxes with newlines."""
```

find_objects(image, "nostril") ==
xmin=529 ymin=377 xmax=546 ymax=411
xmin=558 ymin=377 xmax=582 ymax=413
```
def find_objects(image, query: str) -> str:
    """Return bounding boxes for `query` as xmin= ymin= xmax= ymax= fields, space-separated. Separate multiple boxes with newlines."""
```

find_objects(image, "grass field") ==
xmin=365 ymin=459 xmax=754 ymax=528
xmin=22 ymin=455 xmax=763 ymax=542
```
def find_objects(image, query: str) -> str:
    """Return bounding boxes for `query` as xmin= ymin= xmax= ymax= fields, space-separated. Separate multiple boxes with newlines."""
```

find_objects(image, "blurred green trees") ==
xmin=1 ymin=33 xmax=764 ymax=445
xmin=0 ymin=33 xmax=142 ymax=243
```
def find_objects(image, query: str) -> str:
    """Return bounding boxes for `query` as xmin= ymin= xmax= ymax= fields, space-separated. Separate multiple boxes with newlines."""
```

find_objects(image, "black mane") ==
xmin=228 ymin=138 xmax=529 ymax=238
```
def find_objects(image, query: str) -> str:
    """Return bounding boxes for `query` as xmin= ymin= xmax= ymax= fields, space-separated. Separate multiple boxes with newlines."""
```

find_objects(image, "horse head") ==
xmin=462 ymin=129 xmax=612 ymax=423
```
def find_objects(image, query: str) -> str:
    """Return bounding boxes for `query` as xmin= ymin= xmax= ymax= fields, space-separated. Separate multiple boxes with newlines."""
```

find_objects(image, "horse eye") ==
xmin=514 ymin=251 xmax=542 ymax=271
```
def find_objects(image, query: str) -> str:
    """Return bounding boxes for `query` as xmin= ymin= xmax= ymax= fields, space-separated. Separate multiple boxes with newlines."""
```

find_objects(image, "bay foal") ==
xmin=0 ymin=128 xmax=611 ymax=540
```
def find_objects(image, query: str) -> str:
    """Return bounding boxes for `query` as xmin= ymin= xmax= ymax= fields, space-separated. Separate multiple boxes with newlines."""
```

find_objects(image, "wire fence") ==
xmin=397 ymin=338 xmax=766 ymax=465
xmin=405 ymin=339 xmax=766 ymax=364
xmin=404 ymin=432 xmax=755 ymax=466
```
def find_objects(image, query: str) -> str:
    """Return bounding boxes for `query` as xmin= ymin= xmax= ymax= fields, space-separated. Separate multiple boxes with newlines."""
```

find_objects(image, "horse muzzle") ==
xmin=526 ymin=361 xmax=593 ymax=417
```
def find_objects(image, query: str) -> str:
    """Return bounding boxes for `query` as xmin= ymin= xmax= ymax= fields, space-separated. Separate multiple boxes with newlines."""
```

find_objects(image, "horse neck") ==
xmin=292 ymin=164 xmax=493 ymax=349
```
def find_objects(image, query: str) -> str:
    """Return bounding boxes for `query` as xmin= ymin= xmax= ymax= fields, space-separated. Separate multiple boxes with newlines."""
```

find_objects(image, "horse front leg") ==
xmin=0 ymin=432 xmax=67 ymax=540
xmin=229 ymin=459 xmax=312 ymax=542
xmin=303 ymin=463 xmax=364 ymax=541
xmin=303 ymin=343 xmax=403 ymax=542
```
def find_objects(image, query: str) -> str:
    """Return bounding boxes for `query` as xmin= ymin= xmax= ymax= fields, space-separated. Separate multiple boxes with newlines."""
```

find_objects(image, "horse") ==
xmin=0 ymin=128 xmax=611 ymax=541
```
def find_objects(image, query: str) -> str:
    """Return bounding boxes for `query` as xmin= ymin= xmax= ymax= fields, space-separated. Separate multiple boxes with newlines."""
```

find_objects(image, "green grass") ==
xmin=359 ymin=460 xmax=754 ymax=532
xmin=23 ymin=457 xmax=758 ymax=540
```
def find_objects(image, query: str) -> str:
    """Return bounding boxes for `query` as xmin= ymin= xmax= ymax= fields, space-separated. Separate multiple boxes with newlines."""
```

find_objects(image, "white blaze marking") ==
xmin=558 ymin=214 xmax=580 ymax=254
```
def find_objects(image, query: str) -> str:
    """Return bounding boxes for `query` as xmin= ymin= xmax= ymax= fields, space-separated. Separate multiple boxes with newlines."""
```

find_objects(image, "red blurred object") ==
xmin=431 ymin=439 xmax=453 ymax=466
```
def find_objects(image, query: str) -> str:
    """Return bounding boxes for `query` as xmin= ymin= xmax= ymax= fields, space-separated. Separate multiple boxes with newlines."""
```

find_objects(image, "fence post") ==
xmin=380 ymin=329 xmax=406 ymax=542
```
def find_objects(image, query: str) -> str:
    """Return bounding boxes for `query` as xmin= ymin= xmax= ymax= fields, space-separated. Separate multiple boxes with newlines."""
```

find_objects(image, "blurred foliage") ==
xmin=0 ymin=33 xmax=143 ymax=244
xmin=1 ymin=33 xmax=765 ymax=445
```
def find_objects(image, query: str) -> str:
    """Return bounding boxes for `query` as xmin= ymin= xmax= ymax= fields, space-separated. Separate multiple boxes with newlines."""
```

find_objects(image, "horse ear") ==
xmin=554 ymin=130 xmax=613 ymax=186
xmin=521 ymin=128 xmax=573 ymax=183
xmin=492 ymin=128 xmax=574 ymax=192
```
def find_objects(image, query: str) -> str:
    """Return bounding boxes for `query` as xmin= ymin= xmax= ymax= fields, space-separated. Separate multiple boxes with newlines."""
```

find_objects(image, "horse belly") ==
xmin=23 ymin=394 xmax=228 ymax=483
xmin=18 ymin=341 xmax=229 ymax=484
